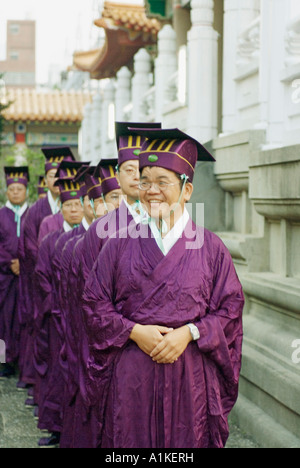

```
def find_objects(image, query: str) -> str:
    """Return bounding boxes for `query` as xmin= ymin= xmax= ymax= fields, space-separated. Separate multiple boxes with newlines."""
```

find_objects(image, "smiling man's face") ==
xmin=139 ymin=166 xmax=193 ymax=222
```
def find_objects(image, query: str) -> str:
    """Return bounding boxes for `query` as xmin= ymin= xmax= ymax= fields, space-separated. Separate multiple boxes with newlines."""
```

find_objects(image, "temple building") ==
xmin=76 ymin=0 xmax=300 ymax=448
xmin=1 ymin=87 xmax=92 ymax=158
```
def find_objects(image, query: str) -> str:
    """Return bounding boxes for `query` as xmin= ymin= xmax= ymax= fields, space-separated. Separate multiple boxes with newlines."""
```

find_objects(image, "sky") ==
xmin=0 ymin=0 xmax=144 ymax=84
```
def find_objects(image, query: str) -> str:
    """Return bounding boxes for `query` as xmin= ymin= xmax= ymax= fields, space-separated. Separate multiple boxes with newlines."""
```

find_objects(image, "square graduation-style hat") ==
xmin=55 ymin=178 xmax=82 ymax=204
xmin=115 ymin=122 xmax=162 ymax=167
xmin=54 ymin=161 xmax=89 ymax=181
xmin=96 ymin=159 xmax=120 ymax=196
xmin=4 ymin=166 xmax=30 ymax=187
xmin=85 ymin=168 xmax=102 ymax=201
xmin=38 ymin=176 xmax=48 ymax=195
xmin=42 ymin=146 xmax=76 ymax=173
xmin=129 ymin=127 xmax=215 ymax=182
xmin=73 ymin=165 xmax=94 ymax=198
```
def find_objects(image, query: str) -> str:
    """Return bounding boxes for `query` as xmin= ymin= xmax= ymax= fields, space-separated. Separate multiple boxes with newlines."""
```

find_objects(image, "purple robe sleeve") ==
xmin=23 ymin=199 xmax=51 ymax=328
xmin=193 ymin=238 xmax=244 ymax=416
xmin=0 ymin=207 xmax=24 ymax=362
xmin=80 ymin=221 xmax=102 ymax=284
xmin=83 ymin=238 xmax=136 ymax=354
xmin=34 ymin=233 xmax=57 ymax=376
xmin=82 ymin=238 xmax=136 ymax=407
xmin=0 ymin=242 xmax=13 ymax=273
xmin=0 ymin=209 xmax=14 ymax=273
xmin=38 ymin=213 xmax=64 ymax=246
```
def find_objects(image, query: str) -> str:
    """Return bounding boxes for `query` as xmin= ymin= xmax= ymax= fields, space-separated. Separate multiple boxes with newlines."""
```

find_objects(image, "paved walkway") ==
xmin=0 ymin=375 xmax=260 ymax=449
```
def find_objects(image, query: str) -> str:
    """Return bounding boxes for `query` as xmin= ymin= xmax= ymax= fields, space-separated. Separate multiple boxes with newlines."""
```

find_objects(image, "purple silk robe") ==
xmin=37 ymin=224 xmax=85 ymax=433
xmin=17 ymin=218 xmax=28 ymax=374
xmin=34 ymin=228 xmax=64 ymax=431
xmin=20 ymin=196 xmax=53 ymax=384
xmin=63 ymin=234 xmax=99 ymax=449
xmin=59 ymin=230 xmax=89 ymax=449
xmin=80 ymin=201 xmax=134 ymax=284
xmin=62 ymin=204 xmax=135 ymax=448
xmin=0 ymin=206 xmax=28 ymax=363
xmin=38 ymin=213 xmax=64 ymax=246
xmin=83 ymin=221 xmax=244 ymax=449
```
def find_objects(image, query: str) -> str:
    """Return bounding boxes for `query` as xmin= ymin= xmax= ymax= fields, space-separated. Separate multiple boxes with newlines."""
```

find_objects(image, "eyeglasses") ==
xmin=139 ymin=181 xmax=181 ymax=192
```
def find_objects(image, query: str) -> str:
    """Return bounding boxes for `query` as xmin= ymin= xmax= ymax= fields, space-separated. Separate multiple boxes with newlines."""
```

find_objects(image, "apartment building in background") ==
xmin=0 ymin=20 xmax=36 ymax=88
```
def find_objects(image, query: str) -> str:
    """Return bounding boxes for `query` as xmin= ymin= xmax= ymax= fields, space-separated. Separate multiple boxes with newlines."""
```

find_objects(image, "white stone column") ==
xmin=222 ymin=0 xmax=260 ymax=134
xmin=154 ymin=24 xmax=177 ymax=122
xmin=115 ymin=67 xmax=132 ymax=121
xmin=90 ymin=92 xmax=102 ymax=165
xmin=81 ymin=102 xmax=93 ymax=160
xmin=132 ymin=48 xmax=152 ymax=121
xmin=256 ymin=0 xmax=290 ymax=147
xmin=101 ymin=79 xmax=116 ymax=159
xmin=187 ymin=0 xmax=218 ymax=142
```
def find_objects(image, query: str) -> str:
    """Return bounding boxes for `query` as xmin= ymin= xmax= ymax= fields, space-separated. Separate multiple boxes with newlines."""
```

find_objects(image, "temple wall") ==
xmin=79 ymin=0 xmax=300 ymax=447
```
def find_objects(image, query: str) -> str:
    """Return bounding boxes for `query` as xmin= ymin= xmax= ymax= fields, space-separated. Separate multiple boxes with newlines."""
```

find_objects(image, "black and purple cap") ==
xmin=96 ymin=159 xmax=120 ymax=196
xmin=73 ymin=165 xmax=94 ymax=198
xmin=115 ymin=122 xmax=162 ymax=167
xmin=4 ymin=166 xmax=29 ymax=187
xmin=85 ymin=166 xmax=102 ymax=201
xmin=54 ymin=161 xmax=89 ymax=180
xmin=42 ymin=146 xmax=76 ymax=173
xmin=55 ymin=178 xmax=82 ymax=204
xmin=129 ymin=128 xmax=215 ymax=183
xmin=38 ymin=176 xmax=48 ymax=195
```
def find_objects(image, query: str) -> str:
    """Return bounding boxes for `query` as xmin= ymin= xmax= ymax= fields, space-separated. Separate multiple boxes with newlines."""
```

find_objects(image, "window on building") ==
xmin=9 ymin=51 xmax=19 ymax=61
xmin=9 ymin=24 xmax=20 ymax=35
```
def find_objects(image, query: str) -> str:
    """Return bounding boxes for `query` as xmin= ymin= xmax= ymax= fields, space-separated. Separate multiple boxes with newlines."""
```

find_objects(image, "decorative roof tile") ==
xmin=2 ymin=88 xmax=92 ymax=123
xmin=97 ymin=1 xmax=161 ymax=37
xmin=73 ymin=2 xmax=161 ymax=80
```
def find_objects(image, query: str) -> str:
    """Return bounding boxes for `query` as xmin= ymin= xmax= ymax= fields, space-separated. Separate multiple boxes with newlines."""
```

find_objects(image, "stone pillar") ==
xmin=115 ymin=67 xmax=132 ymax=121
xmin=81 ymin=101 xmax=92 ymax=161
xmin=256 ymin=0 xmax=290 ymax=147
xmin=187 ymin=0 xmax=218 ymax=142
xmin=132 ymin=48 xmax=152 ymax=121
xmin=154 ymin=24 xmax=177 ymax=122
xmin=101 ymin=79 xmax=116 ymax=159
xmin=222 ymin=0 xmax=260 ymax=134
xmin=90 ymin=92 xmax=102 ymax=165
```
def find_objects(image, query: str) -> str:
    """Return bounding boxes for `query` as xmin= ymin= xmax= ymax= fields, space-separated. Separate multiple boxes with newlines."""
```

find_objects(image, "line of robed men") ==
xmin=0 ymin=122 xmax=244 ymax=449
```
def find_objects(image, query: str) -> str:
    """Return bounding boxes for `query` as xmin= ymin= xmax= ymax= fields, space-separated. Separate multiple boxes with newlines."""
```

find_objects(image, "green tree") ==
xmin=0 ymin=75 xmax=45 ymax=206
xmin=0 ymin=73 xmax=12 ymax=158
xmin=0 ymin=146 xmax=45 ymax=206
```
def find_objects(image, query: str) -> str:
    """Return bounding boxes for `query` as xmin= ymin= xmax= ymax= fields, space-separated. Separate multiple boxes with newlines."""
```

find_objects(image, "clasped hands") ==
xmin=10 ymin=259 xmax=20 ymax=276
xmin=130 ymin=324 xmax=192 ymax=364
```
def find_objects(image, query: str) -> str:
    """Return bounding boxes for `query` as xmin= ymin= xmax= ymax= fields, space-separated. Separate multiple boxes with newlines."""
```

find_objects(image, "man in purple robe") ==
xmin=35 ymin=174 xmax=84 ymax=447
xmin=59 ymin=124 xmax=158 ymax=448
xmin=80 ymin=122 xmax=162 ymax=285
xmin=0 ymin=167 xmax=29 ymax=378
xmin=37 ymin=161 xmax=88 ymax=244
xmin=19 ymin=147 xmax=75 ymax=388
xmin=83 ymin=128 xmax=244 ymax=449
xmin=32 ymin=161 xmax=88 ymax=410
xmin=59 ymin=161 xmax=122 ymax=448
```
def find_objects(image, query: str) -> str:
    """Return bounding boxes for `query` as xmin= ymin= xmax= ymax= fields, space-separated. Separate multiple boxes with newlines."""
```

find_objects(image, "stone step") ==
xmin=0 ymin=375 xmax=260 ymax=449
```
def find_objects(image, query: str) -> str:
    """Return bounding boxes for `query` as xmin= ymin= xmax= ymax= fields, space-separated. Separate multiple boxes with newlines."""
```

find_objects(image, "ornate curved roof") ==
xmin=73 ymin=2 xmax=161 ymax=80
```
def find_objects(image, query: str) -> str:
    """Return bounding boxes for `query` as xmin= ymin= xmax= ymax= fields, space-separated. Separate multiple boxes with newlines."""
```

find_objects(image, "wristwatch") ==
xmin=187 ymin=323 xmax=200 ymax=341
